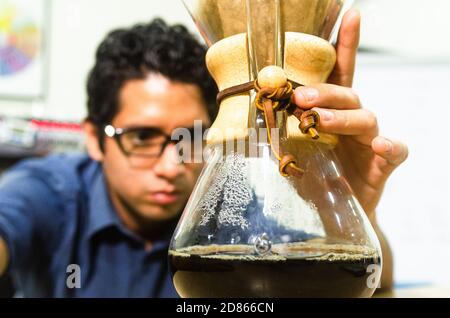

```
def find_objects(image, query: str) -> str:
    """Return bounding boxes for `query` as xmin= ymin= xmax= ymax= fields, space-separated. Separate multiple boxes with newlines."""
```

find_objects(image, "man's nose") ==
xmin=152 ymin=143 xmax=186 ymax=180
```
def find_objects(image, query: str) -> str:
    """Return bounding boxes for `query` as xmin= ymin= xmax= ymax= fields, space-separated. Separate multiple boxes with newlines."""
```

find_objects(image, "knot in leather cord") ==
xmin=254 ymin=80 xmax=305 ymax=178
xmin=255 ymin=80 xmax=293 ymax=112
xmin=215 ymin=77 xmax=322 ymax=178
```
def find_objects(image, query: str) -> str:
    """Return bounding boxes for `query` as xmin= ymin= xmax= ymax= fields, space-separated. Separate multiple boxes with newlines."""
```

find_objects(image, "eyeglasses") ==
xmin=104 ymin=124 xmax=206 ymax=167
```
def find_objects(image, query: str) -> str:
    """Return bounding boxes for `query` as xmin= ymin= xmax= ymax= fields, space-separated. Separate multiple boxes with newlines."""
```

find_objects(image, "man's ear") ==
xmin=83 ymin=120 xmax=104 ymax=162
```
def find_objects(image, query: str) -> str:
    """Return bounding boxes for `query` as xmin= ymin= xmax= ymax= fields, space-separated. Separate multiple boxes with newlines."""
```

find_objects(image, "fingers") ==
xmin=328 ymin=9 xmax=361 ymax=87
xmin=372 ymin=136 xmax=409 ymax=169
xmin=294 ymin=84 xmax=361 ymax=110
xmin=312 ymin=107 xmax=379 ymax=142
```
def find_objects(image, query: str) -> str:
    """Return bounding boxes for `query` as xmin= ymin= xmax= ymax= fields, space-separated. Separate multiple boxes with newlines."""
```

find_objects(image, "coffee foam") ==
xmin=170 ymin=241 xmax=379 ymax=262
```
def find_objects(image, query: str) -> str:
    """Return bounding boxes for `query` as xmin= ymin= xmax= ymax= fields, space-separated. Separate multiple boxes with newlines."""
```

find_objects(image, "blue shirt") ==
xmin=0 ymin=154 xmax=179 ymax=298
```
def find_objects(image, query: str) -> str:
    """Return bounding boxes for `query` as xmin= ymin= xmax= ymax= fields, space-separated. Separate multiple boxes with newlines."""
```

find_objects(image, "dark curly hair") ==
xmin=86 ymin=18 xmax=218 ymax=145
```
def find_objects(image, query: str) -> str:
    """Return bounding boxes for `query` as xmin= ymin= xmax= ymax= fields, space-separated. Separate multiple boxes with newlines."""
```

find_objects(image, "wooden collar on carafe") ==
xmin=216 ymin=66 xmax=321 ymax=178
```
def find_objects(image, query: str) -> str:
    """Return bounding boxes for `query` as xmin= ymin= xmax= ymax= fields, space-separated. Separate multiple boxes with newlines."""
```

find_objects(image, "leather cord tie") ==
xmin=216 ymin=78 xmax=321 ymax=177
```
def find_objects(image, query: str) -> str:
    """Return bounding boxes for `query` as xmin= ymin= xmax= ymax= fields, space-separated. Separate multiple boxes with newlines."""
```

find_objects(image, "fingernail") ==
xmin=384 ymin=139 xmax=393 ymax=153
xmin=298 ymin=87 xmax=319 ymax=102
xmin=317 ymin=109 xmax=334 ymax=122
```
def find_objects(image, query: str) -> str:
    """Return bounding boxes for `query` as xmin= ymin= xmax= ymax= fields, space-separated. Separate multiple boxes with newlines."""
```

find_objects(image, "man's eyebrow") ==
xmin=175 ymin=125 xmax=209 ymax=131
xmin=118 ymin=125 xmax=163 ymax=131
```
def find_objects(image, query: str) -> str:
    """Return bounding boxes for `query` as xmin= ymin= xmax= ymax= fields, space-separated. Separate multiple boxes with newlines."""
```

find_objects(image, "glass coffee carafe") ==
xmin=169 ymin=0 xmax=382 ymax=298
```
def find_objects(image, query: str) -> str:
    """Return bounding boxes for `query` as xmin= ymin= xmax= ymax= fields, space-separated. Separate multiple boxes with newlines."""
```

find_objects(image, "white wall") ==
xmin=354 ymin=55 xmax=450 ymax=286
xmin=357 ymin=0 xmax=450 ymax=59
xmin=0 ymin=0 xmax=196 ymax=120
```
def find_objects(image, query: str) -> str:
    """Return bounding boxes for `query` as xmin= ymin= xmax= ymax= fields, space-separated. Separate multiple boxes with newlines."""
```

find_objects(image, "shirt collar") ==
xmin=86 ymin=168 xmax=177 ymax=250
xmin=86 ymin=170 xmax=122 ymax=240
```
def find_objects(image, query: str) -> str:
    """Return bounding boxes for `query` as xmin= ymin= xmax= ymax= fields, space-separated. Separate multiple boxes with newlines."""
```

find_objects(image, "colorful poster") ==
xmin=0 ymin=0 xmax=48 ymax=99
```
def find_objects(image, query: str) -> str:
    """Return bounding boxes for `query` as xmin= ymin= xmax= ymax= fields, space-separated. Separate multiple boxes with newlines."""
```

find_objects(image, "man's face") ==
xmin=94 ymin=73 xmax=210 ymax=224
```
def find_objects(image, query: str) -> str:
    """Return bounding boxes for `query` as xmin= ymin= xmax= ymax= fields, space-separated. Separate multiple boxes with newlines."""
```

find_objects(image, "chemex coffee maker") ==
xmin=169 ymin=0 xmax=382 ymax=298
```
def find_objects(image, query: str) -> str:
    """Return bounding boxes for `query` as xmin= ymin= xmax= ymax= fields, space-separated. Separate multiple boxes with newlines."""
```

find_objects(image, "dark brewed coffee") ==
xmin=169 ymin=243 xmax=381 ymax=298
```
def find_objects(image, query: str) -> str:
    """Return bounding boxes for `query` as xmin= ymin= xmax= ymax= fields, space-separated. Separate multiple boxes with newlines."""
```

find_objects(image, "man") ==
xmin=0 ymin=13 xmax=407 ymax=297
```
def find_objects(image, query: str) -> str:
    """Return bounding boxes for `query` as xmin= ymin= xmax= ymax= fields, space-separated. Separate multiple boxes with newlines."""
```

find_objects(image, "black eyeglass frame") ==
xmin=103 ymin=124 xmax=207 ymax=158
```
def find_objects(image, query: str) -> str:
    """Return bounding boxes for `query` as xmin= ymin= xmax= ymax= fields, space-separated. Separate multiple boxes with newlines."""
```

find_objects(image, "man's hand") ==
xmin=294 ymin=9 xmax=408 ymax=218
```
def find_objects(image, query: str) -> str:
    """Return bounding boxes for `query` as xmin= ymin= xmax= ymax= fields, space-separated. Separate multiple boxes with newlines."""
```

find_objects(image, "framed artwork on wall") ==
xmin=0 ymin=0 xmax=49 ymax=100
